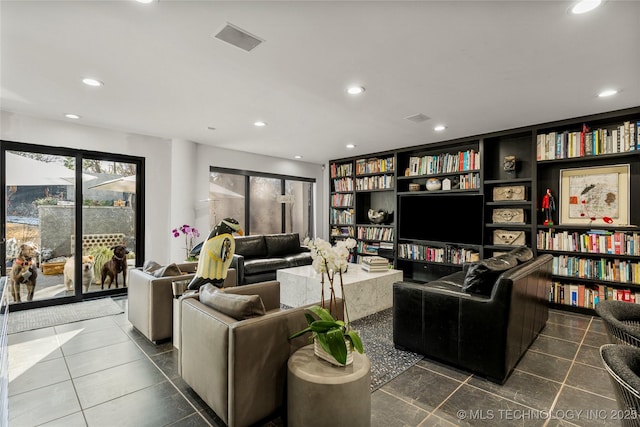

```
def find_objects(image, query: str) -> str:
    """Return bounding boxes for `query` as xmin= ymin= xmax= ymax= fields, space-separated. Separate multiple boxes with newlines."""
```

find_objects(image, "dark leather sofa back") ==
xmin=234 ymin=235 xmax=267 ymax=259
xmin=393 ymin=254 xmax=552 ymax=384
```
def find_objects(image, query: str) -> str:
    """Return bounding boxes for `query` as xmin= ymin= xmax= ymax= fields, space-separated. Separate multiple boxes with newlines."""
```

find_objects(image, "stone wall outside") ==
xmin=38 ymin=205 xmax=135 ymax=258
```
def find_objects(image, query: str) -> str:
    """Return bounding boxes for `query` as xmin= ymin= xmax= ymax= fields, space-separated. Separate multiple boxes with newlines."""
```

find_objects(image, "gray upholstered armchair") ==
xmin=128 ymin=262 xmax=236 ymax=343
xmin=179 ymin=281 xmax=334 ymax=427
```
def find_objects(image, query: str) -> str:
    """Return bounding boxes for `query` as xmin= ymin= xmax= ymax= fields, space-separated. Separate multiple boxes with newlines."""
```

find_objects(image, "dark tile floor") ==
xmin=8 ymin=300 xmax=619 ymax=427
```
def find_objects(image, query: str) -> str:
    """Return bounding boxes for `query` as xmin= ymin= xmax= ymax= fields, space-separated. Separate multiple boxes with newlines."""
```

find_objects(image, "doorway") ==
xmin=1 ymin=141 xmax=144 ymax=311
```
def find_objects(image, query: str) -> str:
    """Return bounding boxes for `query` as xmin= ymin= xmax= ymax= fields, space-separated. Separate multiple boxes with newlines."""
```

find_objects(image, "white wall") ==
xmin=1 ymin=111 xmax=328 ymax=265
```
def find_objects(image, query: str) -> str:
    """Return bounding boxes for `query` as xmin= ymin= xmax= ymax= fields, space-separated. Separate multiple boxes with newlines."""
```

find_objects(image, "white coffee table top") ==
xmin=278 ymin=265 xmax=401 ymax=284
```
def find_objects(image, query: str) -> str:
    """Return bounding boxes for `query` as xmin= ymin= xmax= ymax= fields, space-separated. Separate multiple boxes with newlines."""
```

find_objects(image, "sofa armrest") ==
xmin=230 ymin=254 xmax=245 ymax=285
xmin=223 ymin=280 xmax=280 ymax=311
xmin=128 ymin=269 xmax=195 ymax=342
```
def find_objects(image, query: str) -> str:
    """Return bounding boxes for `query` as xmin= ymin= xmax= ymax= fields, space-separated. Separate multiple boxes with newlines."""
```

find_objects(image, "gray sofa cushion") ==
xmin=234 ymin=235 xmax=267 ymax=259
xmin=244 ymin=258 xmax=289 ymax=275
xmin=199 ymin=284 xmax=266 ymax=320
xmin=265 ymin=233 xmax=302 ymax=257
xmin=143 ymin=261 xmax=183 ymax=278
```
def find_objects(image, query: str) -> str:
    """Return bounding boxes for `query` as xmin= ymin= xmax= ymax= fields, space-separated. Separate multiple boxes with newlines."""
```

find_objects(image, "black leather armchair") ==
xmin=393 ymin=254 xmax=552 ymax=384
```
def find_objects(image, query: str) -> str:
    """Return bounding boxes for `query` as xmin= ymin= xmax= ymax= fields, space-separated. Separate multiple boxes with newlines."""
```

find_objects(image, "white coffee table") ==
xmin=277 ymin=265 xmax=403 ymax=320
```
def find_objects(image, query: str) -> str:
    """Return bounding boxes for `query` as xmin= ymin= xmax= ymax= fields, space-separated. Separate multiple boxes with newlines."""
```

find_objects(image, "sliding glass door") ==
xmin=1 ymin=142 xmax=144 ymax=310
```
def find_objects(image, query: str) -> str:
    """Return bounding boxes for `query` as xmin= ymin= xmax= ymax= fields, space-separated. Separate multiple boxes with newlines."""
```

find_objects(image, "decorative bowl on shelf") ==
xmin=426 ymin=178 xmax=442 ymax=191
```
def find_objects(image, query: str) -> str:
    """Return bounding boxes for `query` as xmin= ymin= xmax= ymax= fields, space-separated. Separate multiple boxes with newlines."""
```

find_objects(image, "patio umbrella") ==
xmin=88 ymin=175 xmax=136 ymax=193
xmin=4 ymin=152 xmax=95 ymax=186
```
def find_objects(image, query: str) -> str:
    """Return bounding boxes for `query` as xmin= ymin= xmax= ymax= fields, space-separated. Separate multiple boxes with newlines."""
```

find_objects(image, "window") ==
xmin=209 ymin=168 xmax=314 ymax=240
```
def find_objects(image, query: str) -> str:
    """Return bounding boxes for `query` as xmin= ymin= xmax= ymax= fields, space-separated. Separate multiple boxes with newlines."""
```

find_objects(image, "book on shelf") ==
xmin=537 ymin=118 xmax=639 ymax=161
xmin=550 ymin=281 xmax=640 ymax=309
xmin=360 ymin=256 xmax=390 ymax=272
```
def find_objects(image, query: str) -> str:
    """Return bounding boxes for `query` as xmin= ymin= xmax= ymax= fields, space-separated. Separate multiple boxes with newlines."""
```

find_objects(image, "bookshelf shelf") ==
xmin=538 ymin=249 xmax=640 ymax=261
xmin=485 ymin=201 xmax=531 ymax=206
xmin=485 ymin=223 xmax=530 ymax=230
xmin=551 ymin=275 xmax=640 ymax=287
xmin=484 ymin=178 xmax=532 ymax=185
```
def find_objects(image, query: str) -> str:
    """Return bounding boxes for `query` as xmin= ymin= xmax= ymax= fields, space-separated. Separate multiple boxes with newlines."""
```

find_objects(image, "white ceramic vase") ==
xmin=313 ymin=338 xmax=353 ymax=366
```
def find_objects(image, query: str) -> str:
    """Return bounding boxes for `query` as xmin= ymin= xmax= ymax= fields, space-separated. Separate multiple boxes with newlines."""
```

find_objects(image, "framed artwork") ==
xmin=559 ymin=164 xmax=630 ymax=225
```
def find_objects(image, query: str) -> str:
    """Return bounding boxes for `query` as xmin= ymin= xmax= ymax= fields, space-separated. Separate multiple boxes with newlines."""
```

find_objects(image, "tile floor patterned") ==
xmin=8 ymin=300 xmax=621 ymax=427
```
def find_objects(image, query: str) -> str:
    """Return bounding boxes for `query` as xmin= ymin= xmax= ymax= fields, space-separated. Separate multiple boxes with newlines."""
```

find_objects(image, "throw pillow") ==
xmin=462 ymin=254 xmax=518 ymax=295
xmin=199 ymin=284 xmax=266 ymax=320
xmin=142 ymin=260 xmax=163 ymax=273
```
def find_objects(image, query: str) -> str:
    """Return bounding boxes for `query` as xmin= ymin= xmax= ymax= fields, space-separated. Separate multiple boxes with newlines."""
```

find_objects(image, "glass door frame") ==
xmin=1 ymin=140 xmax=145 ymax=311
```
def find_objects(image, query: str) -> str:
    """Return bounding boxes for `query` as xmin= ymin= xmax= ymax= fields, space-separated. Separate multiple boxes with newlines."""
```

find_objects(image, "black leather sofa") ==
xmin=393 ymin=253 xmax=552 ymax=384
xmin=230 ymin=233 xmax=312 ymax=285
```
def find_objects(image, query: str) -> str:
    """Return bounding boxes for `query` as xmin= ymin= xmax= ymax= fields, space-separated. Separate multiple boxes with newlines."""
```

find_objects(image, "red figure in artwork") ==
xmin=542 ymin=188 xmax=556 ymax=226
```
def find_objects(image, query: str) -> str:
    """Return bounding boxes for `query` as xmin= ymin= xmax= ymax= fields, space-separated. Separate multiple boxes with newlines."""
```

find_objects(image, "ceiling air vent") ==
xmin=213 ymin=23 xmax=264 ymax=52
xmin=404 ymin=113 xmax=430 ymax=123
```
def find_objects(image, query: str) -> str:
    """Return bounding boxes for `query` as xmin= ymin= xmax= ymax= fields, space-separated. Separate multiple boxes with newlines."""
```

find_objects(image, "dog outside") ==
xmin=6 ymin=230 xmax=132 ymax=303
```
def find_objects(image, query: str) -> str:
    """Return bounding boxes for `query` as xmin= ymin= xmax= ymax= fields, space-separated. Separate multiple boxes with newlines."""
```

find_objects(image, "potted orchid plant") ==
xmin=289 ymin=237 xmax=364 ymax=366
xmin=172 ymin=224 xmax=200 ymax=261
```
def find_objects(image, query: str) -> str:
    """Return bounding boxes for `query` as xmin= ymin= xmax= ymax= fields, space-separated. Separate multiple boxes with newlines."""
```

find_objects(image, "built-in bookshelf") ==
xmin=329 ymin=106 xmax=640 ymax=313
xmin=329 ymin=160 xmax=355 ymax=243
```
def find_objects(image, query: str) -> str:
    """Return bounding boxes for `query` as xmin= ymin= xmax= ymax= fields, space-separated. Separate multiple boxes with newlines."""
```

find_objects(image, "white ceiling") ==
xmin=2 ymin=0 xmax=639 ymax=165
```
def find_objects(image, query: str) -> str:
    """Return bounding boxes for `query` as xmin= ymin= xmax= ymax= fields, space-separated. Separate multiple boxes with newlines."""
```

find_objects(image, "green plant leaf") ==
xmin=308 ymin=305 xmax=335 ymax=322
xmin=326 ymin=329 xmax=347 ymax=365
xmin=315 ymin=332 xmax=331 ymax=354
xmin=303 ymin=312 xmax=316 ymax=325
xmin=346 ymin=330 xmax=364 ymax=354
xmin=288 ymin=326 xmax=312 ymax=340
xmin=309 ymin=320 xmax=340 ymax=333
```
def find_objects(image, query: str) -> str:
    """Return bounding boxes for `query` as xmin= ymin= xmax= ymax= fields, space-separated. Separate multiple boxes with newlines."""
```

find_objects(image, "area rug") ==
xmin=7 ymin=298 xmax=124 ymax=334
xmin=350 ymin=308 xmax=423 ymax=391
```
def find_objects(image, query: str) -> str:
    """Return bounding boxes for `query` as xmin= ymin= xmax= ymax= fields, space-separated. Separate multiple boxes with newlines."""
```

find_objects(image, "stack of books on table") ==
xmin=361 ymin=256 xmax=390 ymax=272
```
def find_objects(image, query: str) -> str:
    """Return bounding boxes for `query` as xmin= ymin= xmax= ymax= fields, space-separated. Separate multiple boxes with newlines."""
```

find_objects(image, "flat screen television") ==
xmin=398 ymin=194 xmax=484 ymax=245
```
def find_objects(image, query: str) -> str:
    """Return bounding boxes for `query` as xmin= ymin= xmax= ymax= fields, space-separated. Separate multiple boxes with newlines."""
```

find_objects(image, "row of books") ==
xmin=330 ymin=226 xmax=354 ymax=237
xmin=332 ymin=177 xmax=353 ymax=192
xmin=537 ymin=230 xmax=640 ymax=256
xmin=550 ymin=282 xmax=640 ymax=308
xmin=331 ymin=193 xmax=353 ymax=208
xmin=356 ymin=240 xmax=393 ymax=254
xmin=355 ymin=175 xmax=394 ymax=191
xmin=355 ymin=157 xmax=395 ymax=175
xmin=330 ymin=208 xmax=354 ymax=225
xmin=552 ymin=255 xmax=640 ymax=284
xmin=458 ymin=172 xmax=480 ymax=190
xmin=536 ymin=120 xmax=639 ymax=161
xmin=398 ymin=244 xmax=478 ymax=265
xmin=407 ymin=150 xmax=479 ymax=176
xmin=356 ymin=226 xmax=394 ymax=241
xmin=360 ymin=256 xmax=390 ymax=272
xmin=330 ymin=162 xmax=353 ymax=178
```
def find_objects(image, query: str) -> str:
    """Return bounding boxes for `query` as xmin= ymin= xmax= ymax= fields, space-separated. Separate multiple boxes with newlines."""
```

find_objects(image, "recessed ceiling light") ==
xmin=294 ymin=155 xmax=303 ymax=159
xmin=82 ymin=78 xmax=103 ymax=87
xmin=346 ymin=143 xmax=356 ymax=149
xmin=434 ymin=125 xmax=446 ymax=132
xmin=346 ymin=86 xmax=365 ymax=95
xmin=65 ymin=113 xmax=80 ymax=119
xmin=254 ymin=121 xmax=267 ymax=127
xmin=598 ymin=89 xmax=618 ymax=97
xmin=571 ymin=0 xmax=602 ymax=14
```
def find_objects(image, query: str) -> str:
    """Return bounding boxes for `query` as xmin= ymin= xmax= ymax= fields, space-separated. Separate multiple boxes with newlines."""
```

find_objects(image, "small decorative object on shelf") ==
xmin=442 ymin=178 xmax=451 ymax=191
xmin=409 ymin=183 xmax=420 ymax=192
xmin=541 ymin=188 xmax=556 ymax=226
xmin=493 ymin=185 xmax=525 ymax=201
xmin=289 ymin=237 xmax=364 ymax=366
xmin=367 ymin=209 xmax=389 ymax=224
xmin=503 ymin=155 xmax=516 ymax=179
xmin=426 ymin=178 xmax=442 ymax=191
